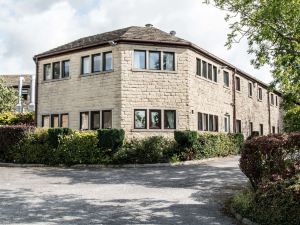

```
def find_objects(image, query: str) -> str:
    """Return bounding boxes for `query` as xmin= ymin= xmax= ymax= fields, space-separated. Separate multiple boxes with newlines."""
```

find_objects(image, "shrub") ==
xmin=48 ymin=128 xmax=73 ymax=149
xmin=174 ymin=130 xmax=198 ymax=148
xmin=0 ymin=112 xmax=34 ymax=125
xmin=97 ymin=129 xmax=125 ymax=153
xmin=0 ymin=125 xmax=35 ymax=162
xmin=240 ymin=132 xmax=300 ymax=190
xmin=247 ymin=131 xmax=259 ymax=140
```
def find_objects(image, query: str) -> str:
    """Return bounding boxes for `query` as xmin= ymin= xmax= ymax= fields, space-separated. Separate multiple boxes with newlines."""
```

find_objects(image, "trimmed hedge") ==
xmin=48 ymin=128 xmax=73 ymax=148
xmin=97 ymin=129 xmax=125 ymax=152
xmin=174 ymin=130 xmax=198 ymax=148
xmin=0 ymin=112 xmax=34 ymax=125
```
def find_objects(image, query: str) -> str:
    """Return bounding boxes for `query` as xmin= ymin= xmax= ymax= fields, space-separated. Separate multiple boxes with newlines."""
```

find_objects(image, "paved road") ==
xmin=0 ymin=156 xmax=246 ymax=225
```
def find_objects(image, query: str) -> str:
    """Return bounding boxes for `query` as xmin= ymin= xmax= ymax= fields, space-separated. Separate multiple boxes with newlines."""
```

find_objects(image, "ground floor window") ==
xmin=60 ymin=114 xmax=69 ymax=128
xmin=42 ymin=115 xmax=50 ymax=128
xmin=149 ymin=110 xmax=161 ymax=129
xmin=236 ymin=120 xmax=242 ymax=133
xmin=42 ymin=113 xmax=68 ymax=128
xmin=51 ymin=114 xmax=59 ymax=128
xmin=102 ymin=110 xmax=112 ymax=129
xmin=272 ymin=126 xmax=275 ymax=134
xmin=80 ymin=110 xmax=112 ymax=130
xmin=164 ymin=110 xmax=176 ymax=129
xmin=260 ymin=124 xmax=264 ymax=135
xmin=80 ymin=112 xmax=89 ymax=130
xmin=249 ymin=122 xmax=253 ymax=134
xmin=224 ymin=115 xmax=230 ymax=133
xmin=91 ymin=111 xmax=100 ymax=130
xmin=134 ymin=109 xmax=147 ymax=129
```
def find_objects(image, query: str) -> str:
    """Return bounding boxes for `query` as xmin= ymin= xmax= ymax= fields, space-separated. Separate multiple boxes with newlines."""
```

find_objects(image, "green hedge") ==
xmin=0 ymin=112 xmax=34 ymax=125
xmin=97 ymin=129 xmax=125 ymax=152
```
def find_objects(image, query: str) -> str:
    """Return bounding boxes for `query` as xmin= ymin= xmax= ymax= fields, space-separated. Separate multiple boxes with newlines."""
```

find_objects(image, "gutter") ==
xmin=34 ymin=57 xmax=39 ymax=127
xmin=232 ymin=68 xmax=237 ymax=133
xmin=267 ymin=92 xmax=271 ymax=134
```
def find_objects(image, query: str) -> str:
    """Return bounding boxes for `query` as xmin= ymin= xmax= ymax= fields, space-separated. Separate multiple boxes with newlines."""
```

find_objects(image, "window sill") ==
xmin=131 ymin=129 xmax=176 ymax=132
xmin=257 ymin=99 xmax=263 ymax=102
xmin=42 ymin=77 xmax=70 ymax=83
xmin=132 ymin=69 xmax=177 ymax=74
xmin=195 ymin=75 xmax=218 ymax=84
xmin=248 ymin=95 xmax=253 ymax=98
xmin=223 ymin=85 xmax=230 ymax=90
xmin=80 ymin=70 xmax=114 ymax=77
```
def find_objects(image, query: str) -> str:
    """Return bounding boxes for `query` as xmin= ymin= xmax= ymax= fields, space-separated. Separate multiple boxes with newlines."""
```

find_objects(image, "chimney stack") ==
xmin=145 ymin=24 xmax=153 ymax=27
xmin=170 ymin=30 xmax=176 ymax=36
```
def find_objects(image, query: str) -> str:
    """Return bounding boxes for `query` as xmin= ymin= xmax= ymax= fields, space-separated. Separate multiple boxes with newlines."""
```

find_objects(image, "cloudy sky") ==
xmin=0 ymin=0 xmax=272 ymax=83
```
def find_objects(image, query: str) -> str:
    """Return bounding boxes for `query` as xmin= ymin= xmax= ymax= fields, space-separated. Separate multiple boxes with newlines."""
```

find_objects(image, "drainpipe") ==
xmin=267 ymin=91 xmax=271 ymax=134
xmin=232 ymin=68 xmax=237 ymax=133
xmin=28 ymin=74 xmax=36 ymax=112
xmin=34 ymin=57 xmax=39 ymax=126
xmin=16 ymin=76 xmax=25 ymax=113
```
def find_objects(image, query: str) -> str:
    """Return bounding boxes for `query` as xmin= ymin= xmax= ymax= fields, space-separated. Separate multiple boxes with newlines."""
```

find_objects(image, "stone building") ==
xmin=33 ymin=25 xmax=283 ymax=137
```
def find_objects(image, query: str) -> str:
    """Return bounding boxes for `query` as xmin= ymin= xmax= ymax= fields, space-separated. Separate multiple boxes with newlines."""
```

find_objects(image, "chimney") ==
xmin=145 ymin=24 xmax=153 ymax=27
xmin=170 ymin=30 xmax=176 ymax=36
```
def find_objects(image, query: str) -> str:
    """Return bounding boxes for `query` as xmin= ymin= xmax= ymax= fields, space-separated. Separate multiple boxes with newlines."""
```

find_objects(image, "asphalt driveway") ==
xmin=0 ymin=156 xmax=246 ymax=225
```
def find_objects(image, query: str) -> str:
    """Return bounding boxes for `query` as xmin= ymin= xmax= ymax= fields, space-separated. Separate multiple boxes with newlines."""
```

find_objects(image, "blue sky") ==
xmin=0 ymin=0 xmax=273 ymax=83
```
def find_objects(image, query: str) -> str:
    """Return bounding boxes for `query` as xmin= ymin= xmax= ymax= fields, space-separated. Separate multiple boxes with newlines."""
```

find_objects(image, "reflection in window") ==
xmin=163 ymin=52 xmax=174 ymax=71
xmin=164 ymin=110 xmax=176 ymax=129
xmin=103 ymin=52 xmax=112 ymax=71
xmin=62 ymin=60 xmax=70 ymax=78
xmin=223 ymin=71 xmax=229 ymax=87
xmin=81 ymin=56 xmax=90 ymax=74
xmin=44 ymin=64 xmax=51 ymax=80
xmin=80 ymin=112 xmax=89 ymax=130
xmin=208 ymin=63 xmax=212 ymax=80
xmin=102 ymin=110 xmax=112 ymax=129
xmin=134 ymin=109 xmax=147 ymax=129
xmin=149 ymin=51 xmax=160 ymax=70
xmin=134 ymin=50 xmax=146 ymax=69
xmin=202 ymin=61 xmax=207 ymax=78
xmin=91 ymin=111 xmax=100 ymax=130
xmin=213 ymin=66 xmax=217 ymax=82
xmin=92 ymin=54 xmax=101 ymax=73
xmin=149 ymin=110 xmax=161 ymax=129
xmin=52 ymin=62 xmax=60 ymax=79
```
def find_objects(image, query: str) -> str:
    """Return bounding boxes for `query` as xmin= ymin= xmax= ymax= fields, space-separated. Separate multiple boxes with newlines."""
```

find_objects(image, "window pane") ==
xmin=51 ymin=114 xmax=59 ymax=128
xmin=236 ymin=77 xmax=241 ymax=91
xmin=163 ymin=52 xmax=174 ymax=71
xmin=61 ymin=114 xmax=69 ymax=128
xmin=102 ymin=110 xmax=112 ymax=129
xmin=149 ymin=51 xmax=160 ymax=70
xmin=91 ymin=111 xmax=100 ymax=130
xmin=149 ymin=110 xmax=161 ymax=129
xmin=134 ymin=109 xmax=146 ymax=129
xmin=203 ymin=113 xmax=208 ymax=131
xmin=80 ymin=112 xmax=89 ymax=130
xmin=103 ymin=52 xmax=112 ymax=71
xmin=42 ymin=115 xmax=50 ymax=128
xmin=224 ymin=117 xmax=228 ymax=132
xmin=62 ymin=60 xmax=70 ymax=78
xmin=92 ymin=54 xmax=101 ymax=72
xmin=198 ymin=113 xmax=203 ymax=130
xmin=52 ymin=62 xmax=60 ymax=79
xmin=275 ymin=96 xmax=278 ymax=106
xmin=260 ymin=124 xmax=263 ymax=135
xmin=248 ymin=83 xmax=252 ymax=96
xmin=214 ymin=115 xmax=218 ymax=132
xmin=258 ymin=88 xmax=262 ymax=100
xmin=196 ymin=59 xmax=201 ymax=76
xmin=236 ymin=120 xmax=241 ymax=133
xmin=82 ymin=56 xmax=90 ymax=74
xmin=44 ymin=64 xmax=51 ymax=80
xmin=250 ymin=122 xmax=253 ymax=134
xmin=271 ymin=94 xmax=274 ymax=105
xmin=202 ymin=61 xmax=207 ymax=78
xmin=134 ymin=50 xmax=146 ymax=69
xmin=208 ymin=63 xmax=212 ymax=80
xmin=213 ymin=66 xmax=217 ymax=82
xmin=209 ymin=114 xmax=214 ymax=131
xmin=223 ymin=71 xmax=229 ymax=87
xmin=164 ymin=110 xmax=176 ymax=129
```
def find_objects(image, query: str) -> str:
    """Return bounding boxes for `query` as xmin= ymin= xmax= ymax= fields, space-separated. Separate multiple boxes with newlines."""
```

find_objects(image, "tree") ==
xmin=0 ymin=78 xmax=18 ymax=113
xmin=207 ymin=0 xmax=300 ymax=109
xmin=284 ymin=105 xmax=300 ymax=132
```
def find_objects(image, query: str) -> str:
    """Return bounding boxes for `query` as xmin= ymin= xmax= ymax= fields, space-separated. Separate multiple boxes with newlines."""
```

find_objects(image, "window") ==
xmin=149 ymin=110 xmax=161 ymax=129
xmin=196 ymin=58 xmax=201 ymax=76
xmin=202 ymin=61 xmax=207 ymax=78
xmin=103 ymin=52 xmax=112 ymax=71
xmin=164 ymin=110 xmax=176 ymax=129
xmin=62 ymin=60 xmax=70 ymax=78
xmin=51 ymin=114 xmax=59 ymax=128
xmin=258 ymin=87 xmax=263 ymax=101
xmin=235 ymin=77 xmax=241 ymax=91
xmin=271 ymin=93 xmax=274 ymax=105
xmin=259 ymin=124 xmax=264 ymax=135
xmin=134 ymin=109 xmax=147 ymax=129
xmin=275 ymin=96 xmax=278 ymax=106
xmin=163 ymin=52 xmax=175 ymax=71
xmin=249 ymin=122 xmax=253 ymax=134
xmin=60 ymin=114 xmax=69 ymax=128
xmin=149 ymin=51 xmax=160 ymax=70
xmin=91 ymin=111 xmax=100 ymax=130
xmin=213 ymin=66 xmax=217 ymax=82
xmin=272 ymin=126 xmax=275 ymax=134
xmin=44 ymin=64 xmax=51 ymax=80
xmin=92 ymin=54 xmax=101 ymax=73
xmin=223 ymin=71 xmax=229 ymax=87
xmin=203 ymin=113 xmax=208 ymax=131
xmin=134 ymin=50 xmax=146 ymax=69
xmin=277 ymin=126 xmax=280 ymax=133
xmin=208 ymin=63 xmax=212 ymax=80
xmin=42 ymin=115 xmax=50 ymax=128
xmin=248 ymin=82 xmax=253 ymax=97
xmin=80 ymin=112 xmax=89 ymax=130
xmin=81 ymin=56 xmax=90 ymax=74
xmin=236 ymin=120 xmax=242 ymax=133
xmin=102 ymin=110 xmax=112 ymax=129
xmin=213 ymin=115 xmax=219 ymax=132
xmin=22 ymin=89 xmax=28 ymax=101
xmin=224 ymin=115 xmax=230 ymax=133
xmin=209 ymin=114 xmax=214 ymax=131
xmin=52 ymin=62 xmax=60 ymax=79
xmin=198 ymin=112 xmax=203 ymax=130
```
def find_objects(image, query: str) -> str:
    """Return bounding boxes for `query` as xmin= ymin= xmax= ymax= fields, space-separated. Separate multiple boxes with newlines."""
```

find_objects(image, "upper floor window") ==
xmin=81 ymin=56 xmax=90 ymax=74
xmin=223 ymin=71 xmax=229 ymax=87
xmin=208 ymin=63 xmax=212 ymax=80
xmin=196 ymin=58 xmax=201 ymax=76
xmin=52 ymin=62 xmax=60 ymax=79
xmin=44 ymin=64 xmax=51 ymax=80
xmin=275 ymin=95 xmax=278 ymax=106
xmin=163 ymin=52 xmax=175 ymax=71
xmin=103 ymin=52 xmax=112 ymax=71
xmin=248 ymin=82 xmax=253 ymax=97
xmin=134 ymin=50 xmax=146 ymax=69
xmin=62 ymin=60 xmax=70 ymax=78
xmin=258 ymin=87 xmax=263 ymax=101
xmin=213 ymin=66 xmax=217 ymax=82
xmin=149 ymin=51 xmax=161 ymax=70
xmin=235 ymin=77 xmax=241 ymax=91
xmin=202 ymin=60 xmax=207 ymax=78
xmin=92 ymin=54 xmax=101 ymax=73
xmin=271 ymin=93 xmax=274 ymax=105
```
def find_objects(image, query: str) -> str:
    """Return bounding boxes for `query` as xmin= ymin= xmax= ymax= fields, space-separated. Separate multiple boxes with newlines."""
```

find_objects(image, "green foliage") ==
xmin=0 ymin=78 xmax=18 ymax=113
xmin=284 ymin=105 xmax=300 ymax=132
xmin=0 ymin=112 xmax=34 ymax=125
xmin=211 ymin=0 xmax=300 ymax=108
xmin=97 ymin=129 xmax=125 ymax=152
xmin=48 ymin=128 xmax=73 ymax=149
xmin=174 ymin=130 xmax=198 ymax=148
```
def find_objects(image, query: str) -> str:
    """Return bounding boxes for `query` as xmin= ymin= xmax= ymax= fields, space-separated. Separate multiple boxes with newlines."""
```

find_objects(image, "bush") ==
xmin=48 ymin=128 xmax=73 ymax=149
xmin=247 ymin=131 xmax=259 ymax=140
xmin=97 ymin=129 xmax=125 ymax=153
xmin=0 ymin=112 xmax=34 ymax=125
xmin=174 ymin=130 xmax=198 ymax=148
xmin=240 ymin=132 xmax=300 ymax=190
xmin=0 ymin=125 xmax=35 ymax=162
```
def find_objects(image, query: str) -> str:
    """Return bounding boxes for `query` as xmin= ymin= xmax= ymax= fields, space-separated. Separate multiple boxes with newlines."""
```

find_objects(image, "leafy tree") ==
xmin=0 ymin=78 xmax=18 ymax=113
xmin=284 ymin=105 xmax=300 ymax=132
xmin=207 ymin=0 xmax=300 ymax=108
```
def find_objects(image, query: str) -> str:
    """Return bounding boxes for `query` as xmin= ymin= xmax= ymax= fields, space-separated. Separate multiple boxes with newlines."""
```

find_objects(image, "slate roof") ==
xmin=35 ymin=26 xmax=189 ymax=58
xmin=0 ymin=75 xmax=31 ymax=87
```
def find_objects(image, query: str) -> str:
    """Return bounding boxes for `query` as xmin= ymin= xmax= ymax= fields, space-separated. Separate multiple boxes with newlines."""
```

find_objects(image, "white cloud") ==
xmin=0 ymin=0 xmax=273 ymax=83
